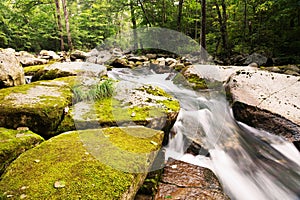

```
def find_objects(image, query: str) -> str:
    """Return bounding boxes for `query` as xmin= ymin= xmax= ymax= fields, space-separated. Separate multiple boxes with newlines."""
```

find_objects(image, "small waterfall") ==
xmin=109 ymin=67 xmax=300 ymax=200
xmin=25 ymin=75 xmax=33 ymax=84
xmin=166 ymin=95 xmax=300 ymax=200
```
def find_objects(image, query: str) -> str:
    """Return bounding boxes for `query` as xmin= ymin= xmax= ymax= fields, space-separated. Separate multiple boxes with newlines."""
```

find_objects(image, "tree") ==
xmin=54 ymin=0 xmax=64 ymax=51
xmin=200 ymin=0 xmax=206 ymax=50
xmin=61 ymin=0 xmax=73 ymax=50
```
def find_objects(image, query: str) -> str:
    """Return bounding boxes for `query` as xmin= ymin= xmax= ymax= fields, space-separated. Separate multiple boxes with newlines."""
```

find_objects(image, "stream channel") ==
xmin=108 ymin=66 xmax=300 ymax=200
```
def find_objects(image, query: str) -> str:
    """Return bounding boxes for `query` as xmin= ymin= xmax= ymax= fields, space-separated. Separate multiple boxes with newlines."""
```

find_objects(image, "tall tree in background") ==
xmin=130 ymin=0 xmax=138 ymax=49
xmin=214 ymin=0 xmax=229 ymax=57
xmin=200 ymin=0 xmax=206 ymax=50
xmin=61 ymin=0 xmax=73 ymax=50
xmin=54 ymin=0 xmax=64 ymax=51
xmin=177 ymin=0 xmax=184 ymax=31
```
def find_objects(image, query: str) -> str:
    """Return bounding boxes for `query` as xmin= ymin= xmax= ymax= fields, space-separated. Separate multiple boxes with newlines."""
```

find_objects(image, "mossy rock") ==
xmin=31 ymin=62 xmax=107 ymax=82
xmin=0 ymin=127 xmax=44 ymax=176
xmin=173 ymin=67 xmax=223 ymax=90
xmin=0 ymin=77 xmax=77 ymax=137
xmin=59 ymin=84 xmax=180 ymax=134
xmin=0 ymin=127 xmax=164 ymax=200
xmin=23 ymin=64 xmax=49 ymax=76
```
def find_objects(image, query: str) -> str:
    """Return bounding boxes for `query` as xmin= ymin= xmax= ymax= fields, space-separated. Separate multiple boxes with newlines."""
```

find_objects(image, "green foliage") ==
xmin=71 ymin=79 xmax=114 ymax=103
xmin=0 ymin=0 xmax=299 ymax=62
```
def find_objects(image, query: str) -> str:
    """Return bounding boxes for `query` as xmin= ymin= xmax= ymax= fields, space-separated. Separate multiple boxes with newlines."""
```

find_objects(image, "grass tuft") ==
xmin=71 ymin=79 xmax=114 ymax=103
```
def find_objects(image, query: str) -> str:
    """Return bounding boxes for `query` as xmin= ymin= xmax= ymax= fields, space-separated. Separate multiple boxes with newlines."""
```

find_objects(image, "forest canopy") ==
xmin=0 ymin=0 xmax=299 ymax=63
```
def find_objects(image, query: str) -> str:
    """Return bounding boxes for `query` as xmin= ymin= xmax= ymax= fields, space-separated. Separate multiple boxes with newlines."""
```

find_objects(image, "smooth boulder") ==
xmin=0 ymin=49 xmax=25 ymax=88
xmin=226 ymin=69 xmax=300 ymax=142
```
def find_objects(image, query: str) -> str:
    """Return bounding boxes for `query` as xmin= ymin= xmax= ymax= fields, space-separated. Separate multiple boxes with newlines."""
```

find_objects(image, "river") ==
xmin=108 ymin=66 xmax=300 ymax=200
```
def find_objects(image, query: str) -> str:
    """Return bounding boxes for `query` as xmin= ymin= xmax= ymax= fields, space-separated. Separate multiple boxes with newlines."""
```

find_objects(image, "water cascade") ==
xmin=108 ymin=67 xmax=300 ymax=200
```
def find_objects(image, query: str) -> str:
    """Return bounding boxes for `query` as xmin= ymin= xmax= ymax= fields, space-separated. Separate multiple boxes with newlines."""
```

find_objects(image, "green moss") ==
xmin=0 ymin=78 xmax=76 ymax=137
xmin=23 ymin=64 xmax=49 ymax=75
xmin=186 ymin=74 xmax=208 ymax=89
xmin=0 ymin=127 xmax=163 ymax=199
xmin=137 ymin=85 xmax=172 ymax=98
xmin=0 ymin=127 xmax=44 ymax=175
xmin=156 ymin=100 xmax=180 ymax=112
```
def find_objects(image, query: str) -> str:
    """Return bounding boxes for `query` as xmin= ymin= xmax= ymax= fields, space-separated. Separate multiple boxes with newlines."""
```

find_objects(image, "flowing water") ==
xmin=108 ymin=67 xmax=300 ymax=200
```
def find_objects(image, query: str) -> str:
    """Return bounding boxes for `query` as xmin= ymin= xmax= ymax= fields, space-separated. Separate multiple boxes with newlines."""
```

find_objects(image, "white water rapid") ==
xmin=108 ymin=67 xmax=300 ymax=200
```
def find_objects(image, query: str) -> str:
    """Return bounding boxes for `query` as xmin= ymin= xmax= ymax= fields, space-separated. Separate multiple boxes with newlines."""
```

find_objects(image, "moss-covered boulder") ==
xmin=0 ymin=127 xmax=44 ymax=175
xmin=59 ymin=82 xmax=180 ymax=135
xmin=0 ymin=127 xmax=164 ymax=199
xmin=0 ymin=77 xmax=76 ymax=137
xmin=31 ymin=62 xmax=107 ymax=82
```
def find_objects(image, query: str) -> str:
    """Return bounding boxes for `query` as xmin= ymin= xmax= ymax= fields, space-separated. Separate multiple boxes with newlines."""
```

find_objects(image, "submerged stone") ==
xmin=0 ymin=127 xmax=44 ymax=175
xmin=0 ymin=127 xmax=164 ymax=199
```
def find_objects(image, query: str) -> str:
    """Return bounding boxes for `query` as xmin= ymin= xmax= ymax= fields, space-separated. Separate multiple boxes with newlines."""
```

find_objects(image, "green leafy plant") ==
xmin=71 ymin=79 xmax=114 ymax=103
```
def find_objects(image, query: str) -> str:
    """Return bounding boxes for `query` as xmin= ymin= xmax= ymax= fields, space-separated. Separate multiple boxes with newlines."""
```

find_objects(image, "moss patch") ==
xmin=0 ymin=127 xmax=44 ymax=176
xmin=0 ymin=127 xmax=163 ymax=199
xmin=0 ymin=77 xmax=77 ymax=137
xmin=23 ymin=64 xmax=49 ymax=76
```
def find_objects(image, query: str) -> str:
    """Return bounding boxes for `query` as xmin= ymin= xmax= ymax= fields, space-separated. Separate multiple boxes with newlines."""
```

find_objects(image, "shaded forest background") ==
xmin=0 ymin=0 xmax=299 ymax=64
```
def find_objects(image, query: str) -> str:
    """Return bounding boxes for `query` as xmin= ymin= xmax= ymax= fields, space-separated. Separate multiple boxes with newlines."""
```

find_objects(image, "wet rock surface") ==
xmin=155 ymin=159 xmax=229 ymax=200
xmin=226 ymin=69 xmax=300 ymax=142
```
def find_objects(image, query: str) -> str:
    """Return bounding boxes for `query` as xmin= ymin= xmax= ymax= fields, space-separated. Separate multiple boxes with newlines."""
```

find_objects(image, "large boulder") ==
xmin=0 ymin=127 xmax=44 ymax=175
xmin=31 ymin=62 xmax=107 ymax=82
xmin=0 ymin=77 xmax=75 ymax=137
xmin=70 ymin=50 xmax=88 ymax=61
xmin=243 ymin=53 xmax=269 ymax=66
xmin=0 ymin=127 xmax=164 ymax=199
xmin=39 ymin=50 xmax=61 ymax=60
xmin=154 ymin=159 xmax=229 ymax=200
xmin=0 ymin=49 xmax=25 ymax=88
xmin=173 ymin=65 xmax=255 ymax=90
xmin=59 ymin=82 xmax=180 ymax=137
xmin=226 ymin=69 xmax=300 ymax=142
xmin=16 ymin=51 xmax=48 ymax=67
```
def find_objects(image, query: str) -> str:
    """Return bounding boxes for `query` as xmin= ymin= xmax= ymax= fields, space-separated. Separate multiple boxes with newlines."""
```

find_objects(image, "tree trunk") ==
xmin=244 ymin=0 xmax=247 ymax=40
xmin=200 ymin=0 xmax=206 ymax=50
xmin=54 ymin=0 xmax=64 ymax=51
xmin=130 ymin=0 xmax=138 ymax=49
xmin=215 ymin=0 xmax=229 ymax=56
xmin=177 ymin=0 xmax=184 ymax=31
xmin=61 ymin=0 xmax=73 ymax=50
xmin=138 ymin=0 xmax=151 ymax=27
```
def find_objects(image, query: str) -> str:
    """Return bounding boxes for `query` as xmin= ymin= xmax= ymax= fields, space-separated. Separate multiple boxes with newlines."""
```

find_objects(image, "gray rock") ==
xmin=0 ymin=50 xmax=25 ymax=88
xmin=39 ymin=50 xmax=60 ymax=60
xmin=244 ymin=53 xmax=268 ymax=66
xmin=70 ymin=50 xmax=88 ymax=61
xmin=226 ymin=69 xmax=300 ymax=142
xmin=17 ymin=52 xmax=48 ymax=66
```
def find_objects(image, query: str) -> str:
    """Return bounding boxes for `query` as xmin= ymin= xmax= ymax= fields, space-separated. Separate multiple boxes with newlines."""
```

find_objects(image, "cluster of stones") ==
xmin=0 ymin=48 xmax=192 ymax=199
